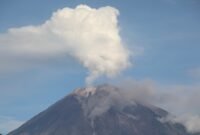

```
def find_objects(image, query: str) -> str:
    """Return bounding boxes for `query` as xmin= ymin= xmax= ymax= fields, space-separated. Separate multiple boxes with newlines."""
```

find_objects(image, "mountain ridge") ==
xmin=8 ymin=84 xmax=200 ymax=135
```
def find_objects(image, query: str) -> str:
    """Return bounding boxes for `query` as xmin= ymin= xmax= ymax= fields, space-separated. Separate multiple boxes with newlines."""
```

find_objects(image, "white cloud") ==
xmin=0 ymin=116 xmax=24 ymax=134
xmin=0 ymin=5 xmax=130 ymax=85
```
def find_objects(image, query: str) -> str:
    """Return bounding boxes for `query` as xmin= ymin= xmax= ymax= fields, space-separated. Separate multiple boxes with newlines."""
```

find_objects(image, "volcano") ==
xmin=8 ymin=84 xmax=199 ymax=135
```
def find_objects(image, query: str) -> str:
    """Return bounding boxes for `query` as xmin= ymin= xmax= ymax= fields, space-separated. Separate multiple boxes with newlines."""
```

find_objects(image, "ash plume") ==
xmin=0 ymin=5 xmax=130 ymax=85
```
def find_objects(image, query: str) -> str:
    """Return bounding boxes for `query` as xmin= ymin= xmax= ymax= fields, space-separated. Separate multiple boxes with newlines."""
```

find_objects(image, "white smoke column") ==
xmin=0 ymin=5 xmax=130 ymax=85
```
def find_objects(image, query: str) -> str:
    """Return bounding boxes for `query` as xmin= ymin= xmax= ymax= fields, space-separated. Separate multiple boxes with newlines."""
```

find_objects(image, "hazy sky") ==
xmin=0 ymin=0 xmax=200 ymax=134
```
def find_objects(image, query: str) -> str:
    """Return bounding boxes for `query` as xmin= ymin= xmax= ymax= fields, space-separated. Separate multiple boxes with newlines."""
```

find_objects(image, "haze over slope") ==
xmin=8 ymin=85 xmax=200 ymax=135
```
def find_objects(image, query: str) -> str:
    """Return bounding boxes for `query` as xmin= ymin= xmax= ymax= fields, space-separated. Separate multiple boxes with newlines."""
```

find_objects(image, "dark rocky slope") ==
xmin=8 ymin=85 xmax=200 ymax=135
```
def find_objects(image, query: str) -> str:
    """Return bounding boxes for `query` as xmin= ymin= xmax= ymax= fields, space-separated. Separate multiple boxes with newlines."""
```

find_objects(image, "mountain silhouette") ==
xmin=8 ymin=84 xmax=200 ymax=135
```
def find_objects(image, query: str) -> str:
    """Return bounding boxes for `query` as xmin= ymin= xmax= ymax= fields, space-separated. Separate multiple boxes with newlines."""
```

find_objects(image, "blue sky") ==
xmin=0 ymin=0 xmax=200 ymax=134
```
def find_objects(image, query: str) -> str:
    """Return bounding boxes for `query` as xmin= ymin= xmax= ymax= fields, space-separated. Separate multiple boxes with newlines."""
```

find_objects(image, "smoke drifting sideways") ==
xmin=0 ymin=5 xmax=130 ymax=85
xmin=74 ymin=80 xmax=200 ymax=134
xmin=117 ymin=79 xmax=200 ymax=134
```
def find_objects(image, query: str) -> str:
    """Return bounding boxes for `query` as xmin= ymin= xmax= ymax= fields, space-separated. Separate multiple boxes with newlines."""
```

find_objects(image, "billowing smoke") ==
xmin=74 ymin=79 xmax=200 ymax=133
xmin=116 ymin=79 xmax=200 ymax=134
xmin=159 ymin=114 xmax=200 ymax=134
xmin=74 ymin=81 xmax=157 ymax=119
xmin=0 ymin=5 xmax=130 ymax=85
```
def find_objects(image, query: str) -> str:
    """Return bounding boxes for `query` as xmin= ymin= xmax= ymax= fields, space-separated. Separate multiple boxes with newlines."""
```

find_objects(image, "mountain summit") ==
xmin=8 ymin=84 xmax=198 ymax=135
